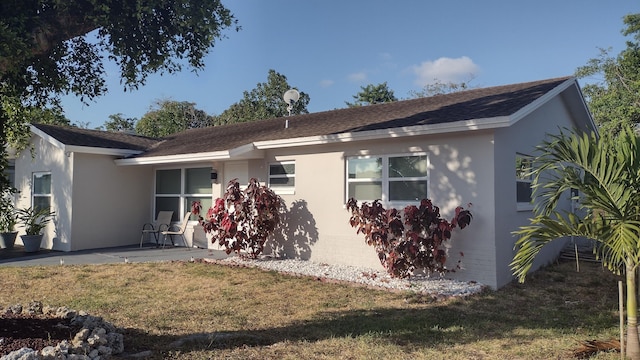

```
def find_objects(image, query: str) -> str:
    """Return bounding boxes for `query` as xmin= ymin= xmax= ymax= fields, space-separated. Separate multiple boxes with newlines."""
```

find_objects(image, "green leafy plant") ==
xmin=346 ymin=198 xmax=472 ymax=278
xmin=0 ymin=187 xmax=18 ymax=233
xmin=193 ymin=178 xmax=284 ymax=258
xmin=16 ymin=207 xmax=56 ymax=236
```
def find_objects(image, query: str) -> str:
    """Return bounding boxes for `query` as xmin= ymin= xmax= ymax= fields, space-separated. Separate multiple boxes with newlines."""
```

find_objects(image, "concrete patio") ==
xmin=0 ymin=244 xmax=229 ymax=267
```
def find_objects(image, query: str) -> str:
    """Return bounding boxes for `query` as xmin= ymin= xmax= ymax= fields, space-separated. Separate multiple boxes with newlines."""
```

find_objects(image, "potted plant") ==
xmin=0 ymin=188 xmax=18 ymax=249
xmin=16 ymin=206 xmax=55 ymax=252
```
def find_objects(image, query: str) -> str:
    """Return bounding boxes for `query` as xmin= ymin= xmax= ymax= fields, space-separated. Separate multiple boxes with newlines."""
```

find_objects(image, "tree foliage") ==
xmin=346 ymin=198 xmax=472 ymax=278
xmin=136 ymin=99 xmax=213 ymax=137
xmin=346 ymin=82 xmax=397 ymax=107
xmin=214 ymin=69 xmax=310 ymax=125
xmin=511 ymin=124 xmax=640 ymax=358
xmin=193 ymin=178 xmax=284 ymax=258
xmin=0 ymin=0 xmax=239 ymax=193
xmin=575 ymin=13 xmax=640 ymax=134
xmin=102 ymin=113 xmax=136 ymax=133
xmin=26 ymin=107 xmax=71 ymax=127
xmin=407 ymin=80 xmax=473 ymax=98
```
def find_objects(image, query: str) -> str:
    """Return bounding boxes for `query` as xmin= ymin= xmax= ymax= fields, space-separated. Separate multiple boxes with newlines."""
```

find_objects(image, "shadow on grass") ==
xmin=121 ymin=259 xmax=621 ymax=357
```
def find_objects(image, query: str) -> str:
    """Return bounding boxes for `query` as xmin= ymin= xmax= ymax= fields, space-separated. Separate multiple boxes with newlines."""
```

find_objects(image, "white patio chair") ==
xmin=161 ymin=212 xmax=192 ymax=249
xmin=139 ymin=211 xmax=173 ymax=248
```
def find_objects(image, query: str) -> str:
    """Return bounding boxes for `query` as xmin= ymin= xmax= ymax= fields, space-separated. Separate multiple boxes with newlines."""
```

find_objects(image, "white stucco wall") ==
xmin=14 ymin=136 xmax=154 ymax=251
xmin=492 ymin=95 xmax=582 ymax=288
xmin=71 ymin=153 xmax=153 ymax=250
xmin=258 ymin=131 xmax=499 ymax=287
xmin=14 ymin=136 xmax=71 ymax=250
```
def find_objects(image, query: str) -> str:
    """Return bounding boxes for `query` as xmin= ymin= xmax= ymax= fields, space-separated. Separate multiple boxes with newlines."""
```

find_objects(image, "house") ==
xmin=13 ymin=76 xmax=596 ymax=289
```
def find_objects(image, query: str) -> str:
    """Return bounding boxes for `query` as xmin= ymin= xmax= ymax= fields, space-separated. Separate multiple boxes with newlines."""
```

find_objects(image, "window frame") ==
xmin=32 ymin=172 xmax=52 ymax=211
xmin=516 ymin=153 xmax=534 ymax=211
xmin=154 ymin=167 xmax=213 ymax=222
xmin=268 ymin=161 xmax=296 ymax=195
xmin=346 ymin=153 xmax=429 ymax=206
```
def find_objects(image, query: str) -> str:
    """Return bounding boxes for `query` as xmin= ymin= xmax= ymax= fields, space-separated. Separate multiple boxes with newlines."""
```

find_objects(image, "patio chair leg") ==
xmin=182 ymin=235 xmax=191 ymax=250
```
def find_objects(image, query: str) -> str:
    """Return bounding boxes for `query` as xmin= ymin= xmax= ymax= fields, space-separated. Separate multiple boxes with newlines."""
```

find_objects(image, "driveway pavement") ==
xmin=0 ymin=244 xmax=229 ymax=267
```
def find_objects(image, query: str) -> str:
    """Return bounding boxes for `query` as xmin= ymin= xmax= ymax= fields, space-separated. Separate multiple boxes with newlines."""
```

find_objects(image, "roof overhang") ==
xmin=255 ymin=116 xmax=512 ymax=149
xmin=115 ymin=143 xmax=264 ymax=165
xmin=30 ymin=125 xmax=145 ymax=157
xmin=509 ymin=77 xmax=597 ymax=133
xmin=115 ymin=77 xmax=596 ymax=165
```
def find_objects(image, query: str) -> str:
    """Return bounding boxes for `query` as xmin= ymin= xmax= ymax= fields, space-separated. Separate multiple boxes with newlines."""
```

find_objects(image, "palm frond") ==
xmin=512 ymin=124 xmax=640 ymax=281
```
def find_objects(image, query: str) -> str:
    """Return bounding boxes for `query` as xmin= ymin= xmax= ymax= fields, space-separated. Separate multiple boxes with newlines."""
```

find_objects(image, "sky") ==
xmin=60 ymin=1 xmax=640 ymax=129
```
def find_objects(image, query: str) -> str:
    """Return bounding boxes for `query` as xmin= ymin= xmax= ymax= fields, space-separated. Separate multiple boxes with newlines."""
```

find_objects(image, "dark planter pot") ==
xmin=20 ymin=234 xmax=43 ymax=253
xmin=0 ymin=232 xmax=18 ymax=249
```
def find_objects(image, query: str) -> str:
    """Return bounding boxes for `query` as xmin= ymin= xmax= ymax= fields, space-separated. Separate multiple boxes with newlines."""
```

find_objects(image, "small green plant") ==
xmin=346 ymin=198 xmax=472 ymax=278
xmin=0 ymin=187 xmax=18 ymax=233
xmin=16 ymin=206 xmax=56 ymax=235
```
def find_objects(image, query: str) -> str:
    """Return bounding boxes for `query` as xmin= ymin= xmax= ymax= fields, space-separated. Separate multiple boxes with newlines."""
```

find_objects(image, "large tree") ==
xmin=575 ymin=13 xmax=640 ymax=134
xmin=0 ymin=0 xmax=239 ymax=193
xmin=511 ymin=125 xmax=640 ymax=359
xmin=214 ymin=69 xmax=310 ymax=125
xmin=136 ymin=99 xmax=214 ymax=137
xmin=102 ymin=113 xmax=136 ymax=133
xmin=346 ymin=82 xmax=397 ymax=107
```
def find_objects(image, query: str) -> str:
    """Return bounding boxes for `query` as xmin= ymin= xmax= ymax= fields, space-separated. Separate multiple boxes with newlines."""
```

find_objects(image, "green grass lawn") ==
xmin=0 ymin=258 xmax=623 ymax=359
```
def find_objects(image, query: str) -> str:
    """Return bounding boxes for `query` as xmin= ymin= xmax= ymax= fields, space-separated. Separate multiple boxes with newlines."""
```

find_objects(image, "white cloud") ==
xmin=319 ymin=79 xmax=334 ymax=88
xmin=347 ymin=72 xmax=367 ymax=83
xmin=411 ymin=56 xmax=480 ymax=86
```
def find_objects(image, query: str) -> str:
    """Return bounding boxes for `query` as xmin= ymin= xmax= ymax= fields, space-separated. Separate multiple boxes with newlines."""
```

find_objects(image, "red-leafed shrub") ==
xmin=346 ymin=197 xmax=472 ymax=278
xmin=192 ymin=178 xmax=284 ymax=258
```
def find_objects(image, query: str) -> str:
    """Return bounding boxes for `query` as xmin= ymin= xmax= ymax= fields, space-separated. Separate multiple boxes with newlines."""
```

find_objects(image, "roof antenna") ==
xmin=283 ymin=89 xmax=300 ymax=128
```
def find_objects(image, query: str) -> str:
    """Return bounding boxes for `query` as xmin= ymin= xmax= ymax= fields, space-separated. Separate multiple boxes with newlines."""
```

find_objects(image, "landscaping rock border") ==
xmin=0 ymin=301 xmax=124 ymax=360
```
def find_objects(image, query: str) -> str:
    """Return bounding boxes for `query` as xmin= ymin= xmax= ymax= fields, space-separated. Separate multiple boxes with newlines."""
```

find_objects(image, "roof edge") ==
xmin=30 ymin=125 xmax=66 ymax=151
xmin=254 ymin=116 xmax=511 ymax=149
xmin=509 ymin=77 xmax=575 ymax=125
xmin=115 ymin=150 xmax=232 ymax=165
xmin=31 ymin=124 xmax=150 ymax=155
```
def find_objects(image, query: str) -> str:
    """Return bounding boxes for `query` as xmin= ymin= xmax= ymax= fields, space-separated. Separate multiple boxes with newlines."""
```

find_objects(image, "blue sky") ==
xmin=61 ymin=1 xmax=640 ymax=129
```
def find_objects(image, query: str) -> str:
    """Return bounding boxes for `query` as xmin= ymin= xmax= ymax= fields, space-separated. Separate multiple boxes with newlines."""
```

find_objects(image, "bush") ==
xmin=193 ymin=178 xmax=284 ymax=258
xmin=346 ymin=198 xmax=472 ymax=278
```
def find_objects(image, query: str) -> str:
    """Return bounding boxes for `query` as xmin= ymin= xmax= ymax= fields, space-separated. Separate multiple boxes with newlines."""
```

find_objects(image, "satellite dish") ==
xmin=283 ymin=89 xmax=300 ymax=117
xmin=283 ymin=89 xmax=300 ymax=105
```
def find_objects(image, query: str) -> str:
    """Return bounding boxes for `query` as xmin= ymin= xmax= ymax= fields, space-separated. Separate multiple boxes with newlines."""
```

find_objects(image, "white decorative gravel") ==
xmin=219 ymin=257 xmax=486 ymax=298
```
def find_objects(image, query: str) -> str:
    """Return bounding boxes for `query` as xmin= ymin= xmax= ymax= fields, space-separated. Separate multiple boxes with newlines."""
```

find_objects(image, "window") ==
xmin=347 ymin=154 xmax=428 ymax=204
xmin=155 ymin=167 xmax=212 ymax=221
xmin=516 ymin=154 xmax=533 ymax=208
xmin=5 ymin=159 xmax=15 ymax=189
xmin=32 ymin=172 xmax=52 ymax=211
xmin=268 ymin=161 xmax=295 ymax=194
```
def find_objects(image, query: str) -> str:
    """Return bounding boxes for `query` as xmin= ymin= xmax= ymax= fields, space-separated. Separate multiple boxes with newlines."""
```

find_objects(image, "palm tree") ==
xmin=511 ymin=124 xmax=640 ymax=359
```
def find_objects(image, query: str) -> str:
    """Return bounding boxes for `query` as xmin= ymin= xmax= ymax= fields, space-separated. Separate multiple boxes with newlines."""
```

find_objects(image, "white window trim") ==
xmin=32 ymin=171 xmax=52 ymax=210
xmin=516 ymin=154 xmax=534 ymax=211
xmin=268 ymin=161 xmax=295 ymax=195
xmin=346 ymin=152 xmax=429 ymax=207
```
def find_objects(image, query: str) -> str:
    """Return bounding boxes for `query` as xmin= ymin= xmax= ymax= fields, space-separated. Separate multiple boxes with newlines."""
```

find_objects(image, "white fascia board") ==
xmin=254 ymin=116 xmax=511 ymax=149
xmin=115 ymin=150 xmax=232 ymax=165
xmin=115 ymin=143 xmax=261 ymax=166
xmin=509 ymin=77 xmax=574 ymax=125
xmin=64 ymin=145 xmax=143 ymax=156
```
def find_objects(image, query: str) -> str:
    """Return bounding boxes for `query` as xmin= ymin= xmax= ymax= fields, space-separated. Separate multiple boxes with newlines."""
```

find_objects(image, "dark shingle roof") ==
xmin=34 ymin=76 xmax=573 ymax=158
xmin=140 ymin=76 xmax=572 ymax=157
xmin=32 ymin=123 xmax=161 ymax=151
